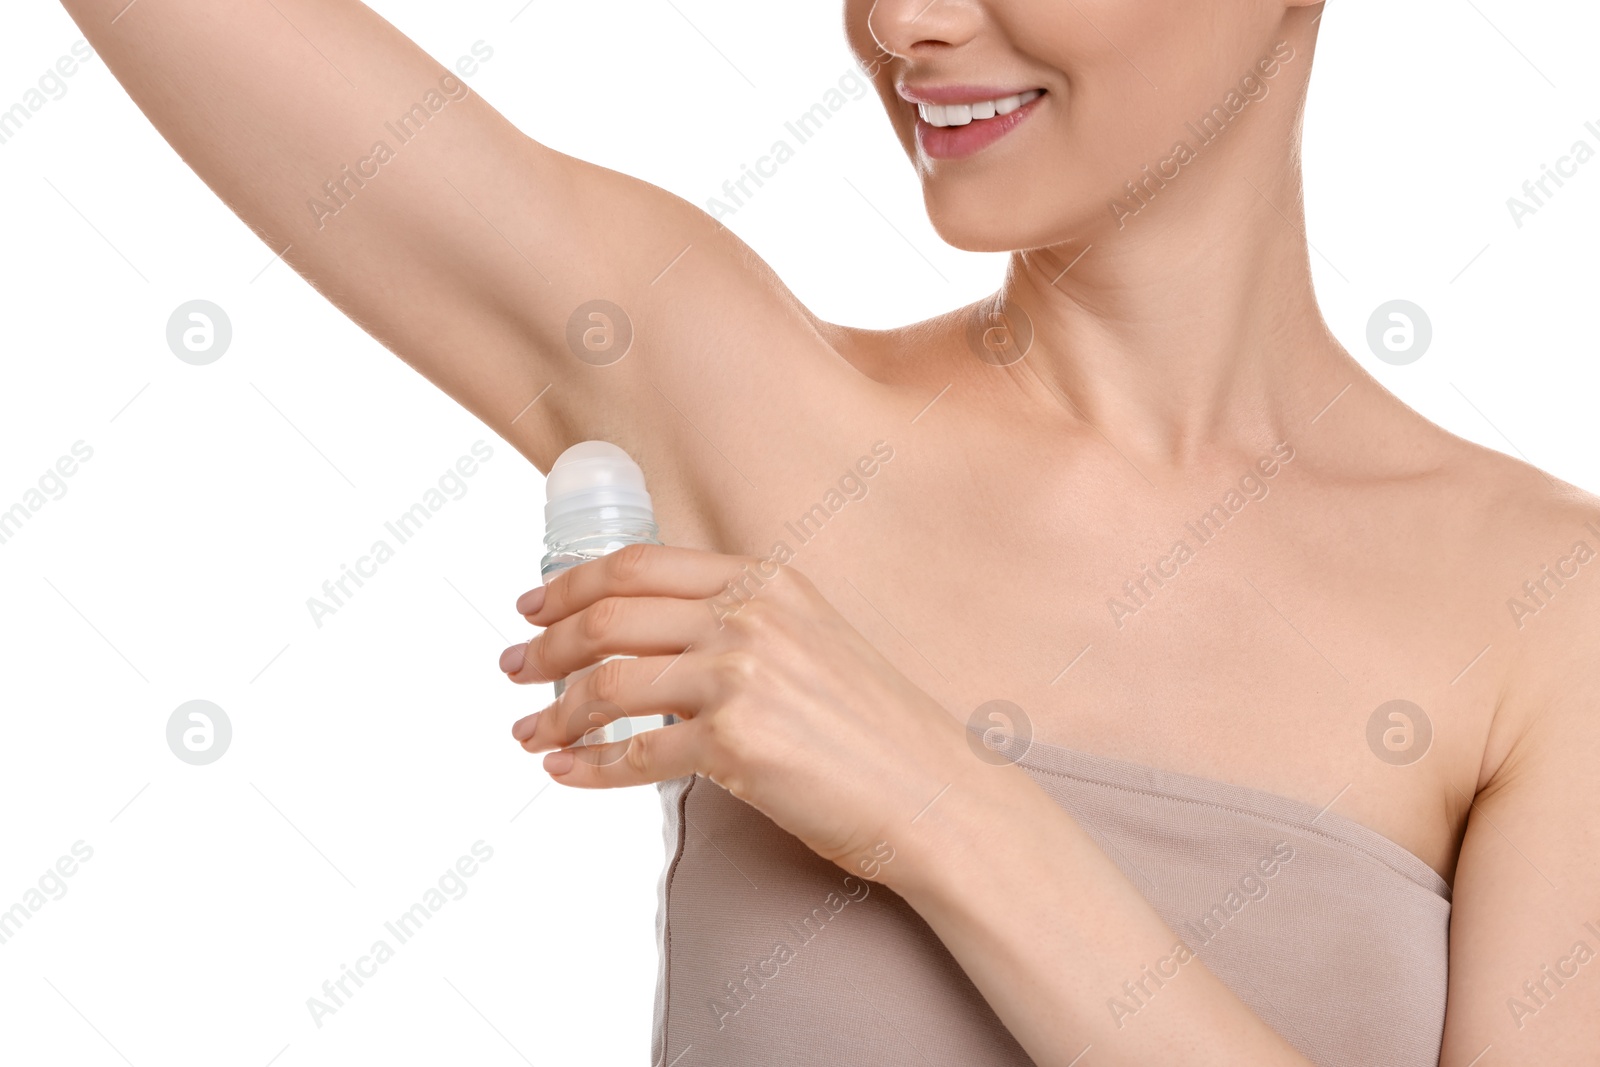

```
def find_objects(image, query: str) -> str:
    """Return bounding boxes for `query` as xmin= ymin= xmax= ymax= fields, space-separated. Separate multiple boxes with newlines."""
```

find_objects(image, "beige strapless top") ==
xmin=650 ymin=732 xmax=1451 ymax=1066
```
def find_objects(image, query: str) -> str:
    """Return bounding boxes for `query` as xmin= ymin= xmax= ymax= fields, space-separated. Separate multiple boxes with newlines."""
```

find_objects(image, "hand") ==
xmin=498 ymin=543 xmax=981 ymax=876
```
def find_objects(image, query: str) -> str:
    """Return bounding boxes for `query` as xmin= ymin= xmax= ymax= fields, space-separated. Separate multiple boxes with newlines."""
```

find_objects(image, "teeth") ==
xmin=918 ymin=90 xmax=1041 ymax=128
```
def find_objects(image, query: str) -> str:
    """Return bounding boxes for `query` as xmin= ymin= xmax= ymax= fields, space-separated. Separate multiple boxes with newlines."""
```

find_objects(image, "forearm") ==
xmin=879 ymin=763 xmax=1314 ymax=1066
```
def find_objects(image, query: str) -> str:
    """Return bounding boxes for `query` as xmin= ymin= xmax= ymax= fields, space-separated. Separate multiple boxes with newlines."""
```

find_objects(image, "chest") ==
xmin=645 ymin=420 xmax=1490 ymax=879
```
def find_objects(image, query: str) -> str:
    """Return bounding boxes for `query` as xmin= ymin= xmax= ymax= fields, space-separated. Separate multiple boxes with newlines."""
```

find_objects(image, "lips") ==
xmin=904 ymin=87 xmax=1047 ymax=161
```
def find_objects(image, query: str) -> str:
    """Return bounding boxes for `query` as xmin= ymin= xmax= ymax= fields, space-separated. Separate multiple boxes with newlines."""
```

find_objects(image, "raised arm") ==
xmin=59 ymin=0 xmax=849 ymax=475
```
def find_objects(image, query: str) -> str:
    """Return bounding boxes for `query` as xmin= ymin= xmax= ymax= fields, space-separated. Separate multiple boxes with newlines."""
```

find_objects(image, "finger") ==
xmin=501 ymin=596 xmax=710 ymax=684
xmin=543 ymin=717 xmax=700 ymax=789
xmin=524 ymin=543 xmax=760 ymax=626
xmin=512 ymin=654 xmax=711 ymax=751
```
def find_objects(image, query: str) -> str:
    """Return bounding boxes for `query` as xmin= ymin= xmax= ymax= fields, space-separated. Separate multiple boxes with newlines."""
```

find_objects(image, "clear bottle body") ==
xmin=540 ymin=506 xmax=669 ymax=744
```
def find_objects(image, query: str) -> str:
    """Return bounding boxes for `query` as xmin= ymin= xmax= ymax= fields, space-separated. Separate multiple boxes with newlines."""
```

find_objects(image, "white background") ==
xmin=1 ymin=2 xmax=1597 ymax=1065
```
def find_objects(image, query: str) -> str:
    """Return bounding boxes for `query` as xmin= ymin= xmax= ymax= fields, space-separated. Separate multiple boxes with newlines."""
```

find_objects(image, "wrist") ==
xmin=872 ymin=746 xmax=1049 ymax=907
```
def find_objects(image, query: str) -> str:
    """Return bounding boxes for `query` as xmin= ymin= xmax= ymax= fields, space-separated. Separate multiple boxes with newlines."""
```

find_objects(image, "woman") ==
xmin=63 ymin=0 xmax=1599 ymax=1063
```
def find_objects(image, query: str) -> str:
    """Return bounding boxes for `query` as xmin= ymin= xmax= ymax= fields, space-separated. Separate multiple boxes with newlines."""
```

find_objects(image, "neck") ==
xmin=996 ymin=155 xmax=1348 ymax=469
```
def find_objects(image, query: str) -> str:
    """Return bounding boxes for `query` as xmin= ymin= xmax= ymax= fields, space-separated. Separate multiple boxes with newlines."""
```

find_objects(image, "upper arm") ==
xmin=1441 ymin=541 xmax=1600 ymax=1060
xmin=62 ymin=0 xmax=851 ymax=475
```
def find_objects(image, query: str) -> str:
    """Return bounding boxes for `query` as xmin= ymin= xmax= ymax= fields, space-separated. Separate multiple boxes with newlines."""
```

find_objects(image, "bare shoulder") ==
xmin=1441 ymin=436 xmax=1600 ymax=644
xmin=1429 ymin=434 xmax=1600 ymax=788
xmin=1294 ymin=376 xmax=1598 ymax=786
xmin=1429 ymin=437 xmax=1600 ymax=1058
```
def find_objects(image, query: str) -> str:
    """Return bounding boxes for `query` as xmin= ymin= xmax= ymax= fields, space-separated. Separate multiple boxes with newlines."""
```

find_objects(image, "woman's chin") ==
xmin=924 ymin=201 xmax=1093 ymax=257
xmin=924 ymin=205 xmax=1030 ymax=254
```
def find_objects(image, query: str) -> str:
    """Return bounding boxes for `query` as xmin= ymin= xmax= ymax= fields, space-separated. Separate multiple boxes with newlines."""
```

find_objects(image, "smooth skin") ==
xmin=62 ymin=0 xmax=1600 ymax=1062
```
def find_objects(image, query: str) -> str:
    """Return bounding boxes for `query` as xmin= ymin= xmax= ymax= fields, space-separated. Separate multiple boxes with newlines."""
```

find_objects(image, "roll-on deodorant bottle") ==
xmin=540 ymin=441 xmax=668 ymax=741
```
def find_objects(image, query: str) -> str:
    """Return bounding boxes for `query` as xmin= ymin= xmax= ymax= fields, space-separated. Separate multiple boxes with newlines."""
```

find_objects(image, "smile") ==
xmin=916 ymin=89 xmax=1043 ymax=128
xmin=903 ymin=86 xmax=1047 ymax=162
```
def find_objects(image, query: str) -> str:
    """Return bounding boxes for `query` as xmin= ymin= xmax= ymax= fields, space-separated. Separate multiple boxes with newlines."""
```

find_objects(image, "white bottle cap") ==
xmin=544 ymin=440 xmax=655 ymax=526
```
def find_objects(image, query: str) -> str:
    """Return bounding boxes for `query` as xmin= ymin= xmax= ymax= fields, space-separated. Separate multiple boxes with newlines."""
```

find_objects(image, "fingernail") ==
xmin=544 ymin=749 xmax=574 ymax=775
xmin=499 ymin=643 xmax=528 ymax=673
xmin=512 ymin=712 xmax=540 ymax=742
xmin=517 ymin=586 xmax=547 ymax=616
